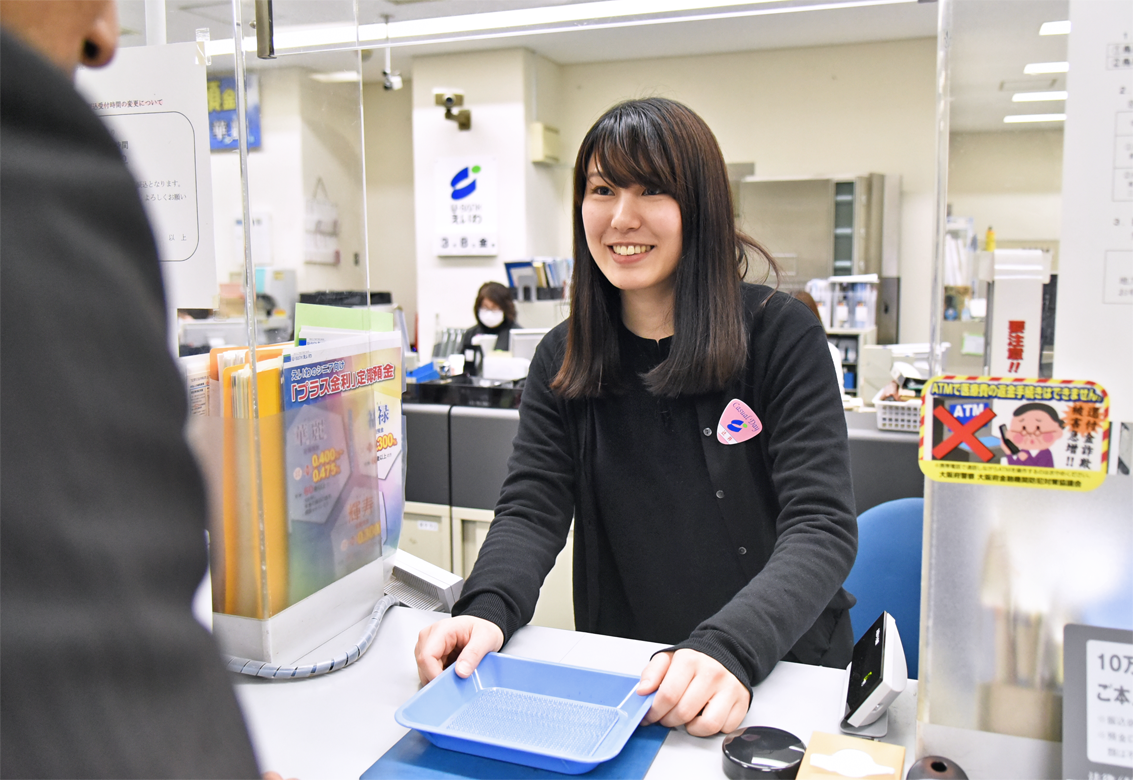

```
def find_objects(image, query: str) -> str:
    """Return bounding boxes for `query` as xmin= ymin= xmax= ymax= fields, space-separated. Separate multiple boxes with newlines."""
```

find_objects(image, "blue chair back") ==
xmin=843 ymin=497 xmax=924 ymax=679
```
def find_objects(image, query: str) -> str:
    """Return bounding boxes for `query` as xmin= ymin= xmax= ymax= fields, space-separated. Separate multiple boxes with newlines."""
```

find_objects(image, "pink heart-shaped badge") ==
xmin=717 ymin=399 xmax=763 ymax=445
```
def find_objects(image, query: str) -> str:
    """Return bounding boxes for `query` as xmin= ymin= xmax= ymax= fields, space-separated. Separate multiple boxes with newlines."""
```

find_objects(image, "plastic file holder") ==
xmin=394 ymin=653 xmax=656 ymax=774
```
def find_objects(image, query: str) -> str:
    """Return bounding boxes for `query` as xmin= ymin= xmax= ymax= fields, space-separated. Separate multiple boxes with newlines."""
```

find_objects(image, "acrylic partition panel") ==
xmin=918 ymin=480 xmax=1132 ymax=754
xmin=920 ymin=0 xmax=1133 ymax=776
xmin=146 ymin=0 xmax=409 ymax=664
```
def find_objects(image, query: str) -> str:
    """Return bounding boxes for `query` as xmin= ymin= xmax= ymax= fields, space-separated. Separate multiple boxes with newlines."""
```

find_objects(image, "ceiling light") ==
xmin=375 ymin=0 xmax=812 ymax=39
xmin=1012 ymin=91 xmax=1068 ymax=102
xmin=1039 ymin=20 xmax=1070 ymax=35
xmin=206 ymin=0 xmax=919 ymax=56
xmin=309 ymin=71 xmax=361 ymax=83
xmin=1024 ymin=62 xmax=1069 ymax=75
xmin=1004 ymin=113 xmax=1066 ymax=124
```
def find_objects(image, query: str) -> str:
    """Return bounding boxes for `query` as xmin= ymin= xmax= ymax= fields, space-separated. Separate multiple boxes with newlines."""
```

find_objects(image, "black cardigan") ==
xmin=453 ymin=284 xmax=858 ymax=692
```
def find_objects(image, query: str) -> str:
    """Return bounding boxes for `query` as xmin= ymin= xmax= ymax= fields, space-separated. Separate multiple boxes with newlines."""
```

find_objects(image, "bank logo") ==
xmin=450 ymin=165 xmax=481 ymax=200
xmin=727 ymin=419 xmax=747 ymax=432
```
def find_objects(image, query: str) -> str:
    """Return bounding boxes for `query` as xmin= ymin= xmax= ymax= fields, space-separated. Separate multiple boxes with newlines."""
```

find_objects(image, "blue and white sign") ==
xmin=206 ymin=74 xmax=261 ymax=151
xmin=948 ymin=400 xmax=990 ymax=426
xmin=435 ymin=156 xmax=497 ymax=256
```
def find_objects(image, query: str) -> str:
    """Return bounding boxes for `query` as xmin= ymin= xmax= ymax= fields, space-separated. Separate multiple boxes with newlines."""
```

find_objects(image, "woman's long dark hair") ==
xmin=551 ymin=98 xmax=778 ymax=399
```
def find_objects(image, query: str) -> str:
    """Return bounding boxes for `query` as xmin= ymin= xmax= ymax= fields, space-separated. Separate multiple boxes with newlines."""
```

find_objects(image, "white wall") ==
xmin=948 ymin=129 xmax=1064 ymax=244
xmin=525 ymin=52 xmax=570 ymax=260
xmin=412 ymin=49 xmax=533 ymax=357
xmin=555 ymin=38 xmax=939 ymax=342
xmin=363 ymin=81 xmax=418 ymax=343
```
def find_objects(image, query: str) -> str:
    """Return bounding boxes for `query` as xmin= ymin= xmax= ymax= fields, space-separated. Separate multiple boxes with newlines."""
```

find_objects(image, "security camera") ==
xmin=434 ymin=91 xmax=471 ymax=130
xmin=379 ymin=37 xmax=401 ymax=91
xmin=434 ymin=92 xmax=464 ymax=109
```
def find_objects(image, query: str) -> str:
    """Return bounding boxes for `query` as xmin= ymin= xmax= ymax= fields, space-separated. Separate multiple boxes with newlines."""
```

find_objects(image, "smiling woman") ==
xmin=416 ymin=97 xmax=859 ymax=740
xmin=558 ymin=98 xmax=777 ymax=399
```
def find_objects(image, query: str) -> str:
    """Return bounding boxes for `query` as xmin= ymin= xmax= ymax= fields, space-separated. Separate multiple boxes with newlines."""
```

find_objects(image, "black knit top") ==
xmin=453 ymin=284 xmax=858 ymax=692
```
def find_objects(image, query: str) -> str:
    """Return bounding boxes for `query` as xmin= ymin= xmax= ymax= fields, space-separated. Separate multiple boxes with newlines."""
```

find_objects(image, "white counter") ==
xmin=232 ymin=606 xmax=917 ymax=779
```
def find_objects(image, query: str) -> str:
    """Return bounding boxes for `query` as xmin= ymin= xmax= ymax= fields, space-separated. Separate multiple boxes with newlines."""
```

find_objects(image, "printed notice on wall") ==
xmin=919 ymin=375 xmax=1110 ymax=491
xmin=76 ymin=42 xmax=216 ymax=309
xmin=435 ymin=157 xmax=498 ymax=256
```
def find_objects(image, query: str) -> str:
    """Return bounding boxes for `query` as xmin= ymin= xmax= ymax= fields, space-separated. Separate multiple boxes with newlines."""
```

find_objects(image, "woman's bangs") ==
xmin=589 ymin=125 xmax=675 ymax=195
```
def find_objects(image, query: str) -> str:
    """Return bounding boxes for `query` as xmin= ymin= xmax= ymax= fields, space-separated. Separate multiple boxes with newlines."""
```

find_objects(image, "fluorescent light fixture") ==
xmin=1024 ymin=61 xmax=1069 ymax=74
xmin=1012 ymin=90 xmax=1068 ymax=102
xmin=1004 ymin=113 xmax=1066 ymax=123
xmin=1039 ymin=20 xmax=1070 ymax=35
xmin=206 ymin=0 xmax=919 ymax=56
xmin=375 ymin=0 xmax=815 ymax=39
xmin=309 ymin=71 xmax=361 ymax=83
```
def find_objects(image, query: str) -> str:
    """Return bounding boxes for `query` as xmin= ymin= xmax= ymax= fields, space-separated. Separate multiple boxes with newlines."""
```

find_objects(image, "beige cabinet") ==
xmin=453 ymin=506 xmax=575 ymax=631
xmin=401 ymin=501 xmax=452 ymax=572
xmin=735 ymin=174 xmax=900 ymax=282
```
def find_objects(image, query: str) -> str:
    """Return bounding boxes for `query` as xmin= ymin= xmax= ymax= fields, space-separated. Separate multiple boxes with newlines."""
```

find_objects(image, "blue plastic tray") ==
xmin=394 ymin=653 xmax=656 ymax=775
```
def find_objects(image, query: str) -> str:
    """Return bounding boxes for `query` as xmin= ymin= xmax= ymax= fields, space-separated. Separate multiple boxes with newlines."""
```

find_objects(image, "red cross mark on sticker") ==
xmin=933 ymin=406 xmax=997 ymax=462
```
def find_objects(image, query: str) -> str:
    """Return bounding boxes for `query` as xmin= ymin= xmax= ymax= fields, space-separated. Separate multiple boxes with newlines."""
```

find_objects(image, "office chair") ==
xmin=843 ymin=497 xmax=924 ymax=679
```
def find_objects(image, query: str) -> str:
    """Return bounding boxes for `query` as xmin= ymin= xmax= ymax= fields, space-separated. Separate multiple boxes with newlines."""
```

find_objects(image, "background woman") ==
xmin=416 ymin=98 xmax=856 ymax=737
xmin=460 ymin=281 xmax=520 ymax=353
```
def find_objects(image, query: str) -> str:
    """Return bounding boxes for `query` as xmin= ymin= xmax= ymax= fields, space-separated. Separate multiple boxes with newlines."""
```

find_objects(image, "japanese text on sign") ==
xmin=919 ymin=375 xmax=1110 ymax=492
xmin=1088 ymin=639 xmax=1133 ymax=768
xmin=1007 ymin=320 xmax=1026 ymax=374
xmin=89 ymin=99 xmax=163 ymax=109
xmin=289 ymin=363 xmax=396 ymax=405
xmin=930 ymin=380 xmax=1104 ymax=403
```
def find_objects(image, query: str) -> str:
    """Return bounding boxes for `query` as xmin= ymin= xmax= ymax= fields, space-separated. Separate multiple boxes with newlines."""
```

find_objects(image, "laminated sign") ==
xmin=919 ymin=375 xmax=1110 ymax=491
xmin=434 ymin=157 xmax=497 ymax=256
xmin=282 ymin=339 xmax=403 ymax=604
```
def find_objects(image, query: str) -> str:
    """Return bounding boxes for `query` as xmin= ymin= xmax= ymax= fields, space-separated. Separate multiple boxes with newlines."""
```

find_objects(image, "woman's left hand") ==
xmin=636 ymin=648 xmax=751 ymax=736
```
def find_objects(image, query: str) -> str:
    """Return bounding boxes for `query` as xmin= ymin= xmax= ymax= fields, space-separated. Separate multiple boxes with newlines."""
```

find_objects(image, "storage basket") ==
xmin=876 ymin=398 xmax=921 ymax=432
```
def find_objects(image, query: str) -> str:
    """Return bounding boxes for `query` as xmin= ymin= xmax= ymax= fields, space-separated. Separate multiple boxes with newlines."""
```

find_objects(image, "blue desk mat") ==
xmin=361 ymin=723 xmax=670 ymax=779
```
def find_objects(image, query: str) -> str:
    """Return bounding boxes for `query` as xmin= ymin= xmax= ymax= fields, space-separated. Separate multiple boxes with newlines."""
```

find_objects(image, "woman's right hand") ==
xmin=414 ymin=615 xmax=504 ymax=685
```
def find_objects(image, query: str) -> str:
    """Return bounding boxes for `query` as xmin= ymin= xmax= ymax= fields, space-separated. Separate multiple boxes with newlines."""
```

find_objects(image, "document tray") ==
xmin=394 ymin=652 xmax=655 ymax=774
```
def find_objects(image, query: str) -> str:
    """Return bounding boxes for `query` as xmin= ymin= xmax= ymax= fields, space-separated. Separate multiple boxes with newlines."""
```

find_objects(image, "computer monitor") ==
xmin=509 ymin=328 xmax=551 ymax=362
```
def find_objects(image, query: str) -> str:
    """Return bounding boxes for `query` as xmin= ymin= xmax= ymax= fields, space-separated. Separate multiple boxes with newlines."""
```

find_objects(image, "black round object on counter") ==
xmin=906 ymin=755 xmax=969 ymax=779
xmin=721 ymin=726 xmax=806 ymax=779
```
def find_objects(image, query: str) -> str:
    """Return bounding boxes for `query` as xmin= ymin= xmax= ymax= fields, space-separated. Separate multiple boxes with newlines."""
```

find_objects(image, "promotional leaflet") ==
xmin=282 ymin=333 xmax=403 ymax=604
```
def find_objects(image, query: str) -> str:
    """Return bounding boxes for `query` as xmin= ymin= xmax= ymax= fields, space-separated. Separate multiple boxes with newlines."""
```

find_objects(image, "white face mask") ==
xmin=478 ymin=308 xmax=505 ymax=329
